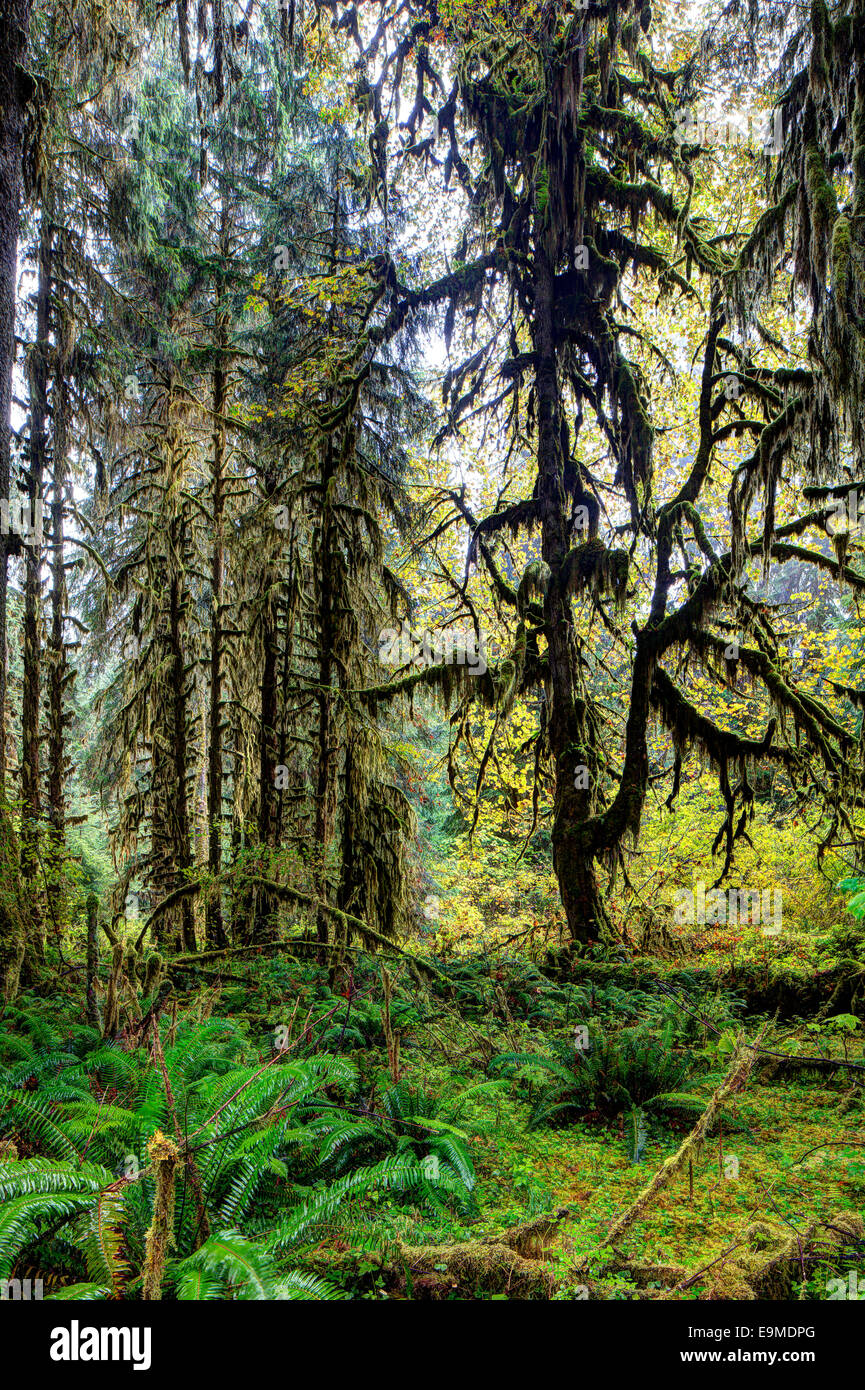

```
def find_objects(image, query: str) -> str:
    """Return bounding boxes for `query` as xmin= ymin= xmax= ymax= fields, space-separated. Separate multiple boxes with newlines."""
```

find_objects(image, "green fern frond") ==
xmin=0 ymin=1090 xmax=82 ymax=1161
xmin=175 ymin=1266 xmax=225 ymax=1300
xmin=77 ymin=1190 xmax=130 ymax=1292
xmin=0 ymin=1191 xmax=104 ymax=1280
xmin=173 ymin=1229 xmax=280 ymax=1300
xmin=269 ymin=1154 xmax=430 ymax=1251
xmin=0 ymin=1158 xmax=112 ymax=1202
xmin=45 ymin=1282 xmax=110 ymax=1300
xmin=273 ymin=1270 xmax=348 ymax=1300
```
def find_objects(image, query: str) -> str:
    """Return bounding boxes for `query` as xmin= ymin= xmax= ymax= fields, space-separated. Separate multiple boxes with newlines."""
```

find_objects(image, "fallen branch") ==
xmin=248 ymin=878 xmax=447 ymax=980
xmin=592 ymin=1031 xmax=765 ymax=1255
xmin=141 ymin=877 xmax=446 ymax=981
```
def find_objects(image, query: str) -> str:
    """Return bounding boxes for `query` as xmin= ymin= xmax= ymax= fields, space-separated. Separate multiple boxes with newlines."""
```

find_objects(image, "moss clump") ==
xmin=707 ymin=1211 xmax=864 ymax=1300
xmin=831 ymin=212 xmax=851 ymax=309
xmin=561 ymin=538 xmax=629 ymax=611
xmin=142 ymin=1129 xmax=180 ymax=1301
xmin=804 ymin=138 xmax=838 ymax=288
xmin=0 ymin=805 xmax=31 ymax=1002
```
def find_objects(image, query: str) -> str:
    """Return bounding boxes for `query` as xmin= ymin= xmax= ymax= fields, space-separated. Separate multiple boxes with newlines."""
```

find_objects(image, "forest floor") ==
xmin=353 ymin=955 xmax=865 ymax=1300
xmin=2 ymin=922 xmax=864 ymax=1301
xmin=403 ymin=1046 xmax=865 ymax=1299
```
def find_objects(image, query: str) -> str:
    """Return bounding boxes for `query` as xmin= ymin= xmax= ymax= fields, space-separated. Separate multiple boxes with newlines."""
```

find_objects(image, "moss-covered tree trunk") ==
xmin=254 ymin=530 xmax=280 ymax=944
xmin=85 ymin=893 xmax=100 ymax=1029
xmin=533 ymin=237 xmax=608 ymax=943
xmin=205 ymin=200 xmax=229 ymax=951
xmin=253 ymin=461 xmax=283 ymax=950
xmin=0 ymin=803 xmax=27 ymax=1001
xmin=168 ymin=569 xmax=196 ymax=955
xmin=313 ymin=435 xmax=339 ymax=960
xmin=152 ymin=557 xmax=196 ymax=956
xmin=20 ymin=193 xmax=50 ymax=969
xmin=46 ymin=312 xmax=70 ymax=932
xmin=0 ymin=0 xmax=33 ymax=800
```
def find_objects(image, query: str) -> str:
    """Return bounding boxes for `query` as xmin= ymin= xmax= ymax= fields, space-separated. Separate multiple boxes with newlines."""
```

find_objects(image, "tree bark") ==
xmin=254 ymin=550 xmax=280 ymax=944
xmin=533 ymin=240 xmax=607 ymax=944
xmin=47 ymin=303 xmax=70 ymax=931
xmin=0 ymin=0 xmax=33 ymax=800
xmin=20 ymin=191 xmax=50 ymax=967
xmin=206 ymin=198 xmax=229 ymax=950
xmin=313 ymin=436 xmax=338 ymax=959
xmin=85 ymin=893 xmax=100 ymax=1030
xmin=168 ymin=569 xmax=196 ymax=954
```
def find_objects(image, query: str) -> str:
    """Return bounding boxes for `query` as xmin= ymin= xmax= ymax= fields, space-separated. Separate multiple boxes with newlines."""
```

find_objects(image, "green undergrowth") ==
xmin=0 ymin=930 xmax=863 ymax=1301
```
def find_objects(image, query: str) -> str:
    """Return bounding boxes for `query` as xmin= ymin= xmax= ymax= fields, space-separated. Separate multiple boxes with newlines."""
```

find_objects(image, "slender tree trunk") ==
xmin=313 ymin=437 xmax=338 ymax=959
xmin=0 ymin=0 xmax=33 ymax=1000
xmin=85 ymin=893 xmax=100 ymax=1030
xmin=0 ymin=803 xmax=25 ymax=1000
xmin=254 ymin=576 xmax=279 ymax=942
xmin=205 ymin=442 xmax=226 ymax=948
xmin=150 ymin=519 xmax=196 ymax=956
xmin=205 ymin=201 xmax=229 ymax=950
xmin=46 ymin=328 xmax=70 ymax=929
xmin=228 ymin=812 xmax=247 ymax=942
xmin=20 ymin=196 xmax=51 ymax=965
xmin=168 ymin=570 xmax=196 ymax=954
xmin=150 ymin=764 xmax=174 ymax=951
xmin=0 ymin=0 xmax=33 ymax=802
xmin=276 ymin=530 xmax=297 ymax=850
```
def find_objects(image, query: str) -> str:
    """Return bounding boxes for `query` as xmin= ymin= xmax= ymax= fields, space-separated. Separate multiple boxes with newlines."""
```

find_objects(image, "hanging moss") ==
xmin=608 ymin=548 xmax=629 ymax=609
xmin=517 ymin=558 xmax=551 ymax=612
xmin=562 ymin=538 xmax=629 ymax=609
xmin=809 ymin=0 xmax=833 ymax=97
xmin=804 ymin=138 xmax=838 ymax=259
xmin=831 ymin=212 xmax=852 ymax=317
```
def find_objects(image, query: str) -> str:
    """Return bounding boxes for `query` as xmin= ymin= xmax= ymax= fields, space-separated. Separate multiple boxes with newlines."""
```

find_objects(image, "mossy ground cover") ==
xmin=2 ymin=918 xmax=863 ymax=1301
xmin=376 ymin=1003 xmax=865 ymax=1299
xmin=215 ymin=934 xmax=863 ymax=1300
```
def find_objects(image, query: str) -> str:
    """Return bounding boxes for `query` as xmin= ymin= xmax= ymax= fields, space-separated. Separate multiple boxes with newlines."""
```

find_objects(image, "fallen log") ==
xmin=299 ymin=1208 xmax=572 ymax=1299
xmin=676 ymin=1210 xmax=865 ymax=1300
